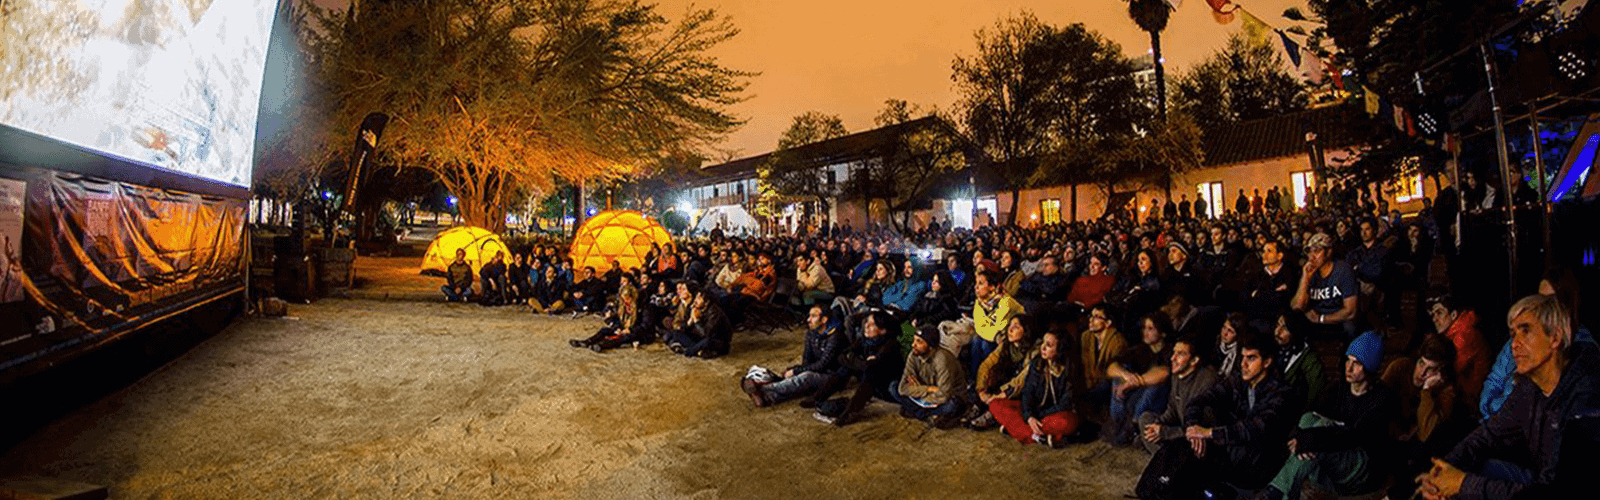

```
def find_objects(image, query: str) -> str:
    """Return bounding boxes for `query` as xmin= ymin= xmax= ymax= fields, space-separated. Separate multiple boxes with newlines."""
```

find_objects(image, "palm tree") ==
xmin=1127 ymin=0 xmax=1173 ymax=118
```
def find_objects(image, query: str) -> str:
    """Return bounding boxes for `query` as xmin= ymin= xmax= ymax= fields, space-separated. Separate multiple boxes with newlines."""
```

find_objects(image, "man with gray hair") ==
xmin=1417 ymin=294 xmax=1600 ymax=500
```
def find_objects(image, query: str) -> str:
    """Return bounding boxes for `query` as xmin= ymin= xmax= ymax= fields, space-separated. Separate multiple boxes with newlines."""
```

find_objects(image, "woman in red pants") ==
xmin=989 ymin=330 xmax=1079 ymax=446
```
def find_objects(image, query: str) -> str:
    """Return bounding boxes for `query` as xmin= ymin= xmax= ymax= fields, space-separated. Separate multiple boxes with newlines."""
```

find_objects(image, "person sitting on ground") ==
xmin=1015 ymin=255 xmax=1069 ymax=316
xmin=791 ymin=253 xmax=834 ymax=308
xmin=478 ymin=251 xmax=510 ymax=305
xmin=1104 ymin=312 xmax=1175 ymax=446
xmin=909 ymin=270 xmax=961 ymax=329
xmin=1419 ymin=294 xmax=1600 ymax=500
xmin=1081 ymin=303 xmax=1129 ymax=393
xmin=813 ymin=310 xmax=906 ymax=427
xmin=568 ymin=273 xmax=643 ymax=352
xmin=507 ymin=253 xmax=529 ymax=300
xmin=1257 ymin=331 xmax=1399 ymax=500
xmin=1217 ymin=313 xmax=1247 ymax=379
xmin=971 ymin=269 xmax=1026 ymax=383
xmin=441 ymin=248 xmax=475 ymax=302
xmin=1136 ymin=333 xmax=1292 ymax=500
xmin=998 ymin=249 xmax=1026 ymax=298
xmin=570 ymin=266 xmax=607 ymax=315
xmin=880 ymin=260 xmax=927 ymax=313
xmin=665 ymin=287 xmax=732 ymax=359
xmin=1138 ymin=335 xmax=1221 ymax=454
xmin=1066 ymin=253 xmax=1116 ymax=309
xmin=1242 ymin=239 xmax=1299 ymax=325
xmin=745 ymin=305 xmax=846 ymax=407
xmin=893 ymin=325 xmax=968 ymax=429
xmin=1427 ymin=294 xmax=1490 ymax=402
xmin=1273 ymin=313 xmax=1326 ymax=415
xmin=1389 ymin=335 xmax=1476 ymax=500
xmin=529 ymin=260 xmax=570 ymax=314
xmin=992 ymin=330 xmax=1080 ymax=446
xmin=968 ymin=315 xmax=1037 ymax=429
xmin=604 ymin=260 xmax=623 ymax=291
xmin=1291 ymin=233 xmax=1359 ymax=339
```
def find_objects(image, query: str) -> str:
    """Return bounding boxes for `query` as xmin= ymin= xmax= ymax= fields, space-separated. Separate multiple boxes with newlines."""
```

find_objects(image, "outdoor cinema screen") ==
xmin=0 ymin=0 xmax=278 ymax=188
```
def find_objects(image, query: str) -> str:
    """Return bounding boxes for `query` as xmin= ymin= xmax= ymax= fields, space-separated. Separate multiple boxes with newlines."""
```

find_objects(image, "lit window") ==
xmin=1040 ymin=199 xmax=1061 ymax=224
xmin=1196 ymin=182 xmax=1223 ymax=218
xmin=1395 ymin=174 xmax=1424 ymax=202
xmin=1292 ymin=172 xmax=1316 ymax=208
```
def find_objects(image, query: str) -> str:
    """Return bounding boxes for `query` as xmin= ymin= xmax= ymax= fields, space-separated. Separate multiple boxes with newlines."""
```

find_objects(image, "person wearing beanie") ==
xmin=1254 ymin=330 xmax=1399 ymax=500
xmin=893 ymin=323 xmax=967 ymax=429
xmin=1161 ymin=241 xmax=1209 ymax=307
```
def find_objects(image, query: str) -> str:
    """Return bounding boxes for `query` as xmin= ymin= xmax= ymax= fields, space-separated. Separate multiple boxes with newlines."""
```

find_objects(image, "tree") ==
xmin=952 ymin=12 xmax=1147 ymax=224
xmin=1286 ymin=1 xmax=1522 ymax=185
xmin=1172 ymin=34 xmax=1308 ymax=133
xmin=304 ymin=0 xmax=751 ymax=232
xmin=1126 ymin=0 xmax=1174 ymax=117
xmin=854 ymin=99 xmax=969 ymax=231
xmin=758 ymin=111 xmax=849 ymax=218
xmin=1036 ymin=111 xmax=1204 ymax=207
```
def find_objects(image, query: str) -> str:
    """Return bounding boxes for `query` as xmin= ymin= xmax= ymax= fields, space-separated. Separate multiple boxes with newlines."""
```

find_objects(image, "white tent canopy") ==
xmin=695 ymin=205 xmax=757 ymax=235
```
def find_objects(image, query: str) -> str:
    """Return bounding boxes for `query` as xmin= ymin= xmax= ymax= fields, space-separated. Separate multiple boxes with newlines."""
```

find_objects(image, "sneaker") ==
xmin=589 ymin=344 xmax=605 ymax=353
xmin=669 ymin=343 xmax=686 ymax=354
xmin=966 ymin=412 xmax=998 ymax=430
xmin=812 ymin=411 xmax=837 ymax=425
xmin=568 ymin=339 xmax=586 ymax=348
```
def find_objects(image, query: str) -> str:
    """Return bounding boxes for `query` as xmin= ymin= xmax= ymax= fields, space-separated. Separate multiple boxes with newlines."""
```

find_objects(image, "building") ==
xmin=685 ymin=116 xmax=975 ymax=234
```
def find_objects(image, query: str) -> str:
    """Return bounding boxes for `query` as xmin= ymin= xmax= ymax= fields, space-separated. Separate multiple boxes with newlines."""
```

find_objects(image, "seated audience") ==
xmin=991 ymin=330 xmax=1080 ymax=446
xmin=893 ymin=325 xmax=968 ymax=429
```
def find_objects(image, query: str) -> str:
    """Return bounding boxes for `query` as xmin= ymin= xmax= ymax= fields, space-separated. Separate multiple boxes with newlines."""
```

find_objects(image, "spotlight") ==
xmin=1558 ymin=51 xmax=1589 ymax=80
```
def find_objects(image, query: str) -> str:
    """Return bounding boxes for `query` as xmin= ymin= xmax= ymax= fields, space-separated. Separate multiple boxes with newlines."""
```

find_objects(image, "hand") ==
xmin=1188 ymin=436 xmax=1207 ymax=458
xmin=1303 ymin=261 xmax=1317 ymax=277
xmin=1297 ymin=452 xmax=1318 ymax=461
xmin=1418 ymin=458 xmax=1466 ymax=500
xmin=1142 ymin=423 xmax=1162 ymax=442
xmin=1287 ymin=438 xmax=1298 ymax=455
xmin=783 ymin=369 xmax=795 ymax=379
xmin=1184 ymin=425 xmax=1212 ymax=440
xmin=1423 ymin=373 xmax=1444 ymax=391
xmin=1027 ymin=417 xmax=1044 ymax=436
xmin=1114 ymin=382 xmax=1133 ymax=400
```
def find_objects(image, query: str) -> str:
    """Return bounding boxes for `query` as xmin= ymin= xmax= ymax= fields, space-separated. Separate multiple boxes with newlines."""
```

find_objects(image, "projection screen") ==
xmin=0 ymin=0 xmax=277 ymax=188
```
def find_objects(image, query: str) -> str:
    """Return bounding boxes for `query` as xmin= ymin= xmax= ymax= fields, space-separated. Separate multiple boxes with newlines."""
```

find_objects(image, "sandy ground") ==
xmin=0 ymin=298 xmax=1148 ymax=499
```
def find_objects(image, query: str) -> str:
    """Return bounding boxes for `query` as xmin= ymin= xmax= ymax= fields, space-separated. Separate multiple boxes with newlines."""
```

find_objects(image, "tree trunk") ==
xmin=1007 ymin=189 xmax=1021 ymax=226
xmin=1151 ymin=30 xmax=1166 ymax=119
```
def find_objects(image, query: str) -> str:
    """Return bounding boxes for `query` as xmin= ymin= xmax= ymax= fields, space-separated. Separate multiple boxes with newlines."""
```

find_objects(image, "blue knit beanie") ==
xmin=1346 ymin=331 xmax=1383 ymax=375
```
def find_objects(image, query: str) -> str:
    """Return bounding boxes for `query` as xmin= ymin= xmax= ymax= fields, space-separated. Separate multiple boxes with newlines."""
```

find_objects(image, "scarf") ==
xmin=1218 ymin=340 xmax=1238 ymax=377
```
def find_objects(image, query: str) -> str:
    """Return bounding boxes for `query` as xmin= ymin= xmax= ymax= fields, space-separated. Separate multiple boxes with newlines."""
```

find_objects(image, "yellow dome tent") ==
xmin=421 ymin=226 xmax=509 ymax=275
xmin=569 ymin=210 xmax=673 ymax=274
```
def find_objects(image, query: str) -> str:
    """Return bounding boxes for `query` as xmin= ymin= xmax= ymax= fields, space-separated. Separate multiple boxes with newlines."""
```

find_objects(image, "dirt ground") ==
xmin=0 ymin=298 xmax=1148 ymax=499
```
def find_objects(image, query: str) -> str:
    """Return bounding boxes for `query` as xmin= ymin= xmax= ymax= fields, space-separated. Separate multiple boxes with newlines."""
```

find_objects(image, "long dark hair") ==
xmin=929 ymin=270 xmax=957 ymax=296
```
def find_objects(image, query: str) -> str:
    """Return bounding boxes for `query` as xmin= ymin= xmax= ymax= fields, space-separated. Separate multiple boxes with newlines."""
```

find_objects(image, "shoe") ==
xmin=798 ymin=398 xmax=817 ymax=409
xmin=812 ymin=411 xmax=837 ymax=425
xmin=741 ymin=380 xmax=767 ymax=408
xmin=568 ymin=339 xmax=586 ymax=348
xmin=669 ymin=343 xmax=686 ymax=354
xmin=570 ymin=311 xmax=582 ymax=319
xmin=966 ymin=412 xmax=998 ymax=431
xmin=589 ymin=344 xmax=605 ymax=353
xmin=528 ymin=300 xmax=545 ymax=313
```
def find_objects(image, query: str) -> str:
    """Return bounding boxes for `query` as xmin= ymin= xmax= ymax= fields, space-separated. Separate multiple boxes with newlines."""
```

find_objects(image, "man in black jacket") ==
xmin=1241 ymin=240 xmax=1299 ymax=328
xmin=666 ymin=288 xmax=732 ymax=359
xmin=745 ymin=305 xmax=845 ymax=407
xmin=814 ymin=310 xmax=905 ymax=427
xmin=478 ymin=251 xmax=509 ymax=305
xmin=570 ymin=266 xmax=607 ymax=315
xmin=1138 ymin=334 xmax=1293 ymax=500
xmin=1419 ymin=294 xmax=1600 ymax=500
xmin=1257 ymin=331 xmax=1399 ymax=500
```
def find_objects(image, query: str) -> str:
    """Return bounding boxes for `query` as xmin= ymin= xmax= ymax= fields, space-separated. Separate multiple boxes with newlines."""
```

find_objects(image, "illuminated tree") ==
xmin=757 ymin=111 xmax=849 ymax=218
xmin=304 ymin=0 xmax=751 ymax=232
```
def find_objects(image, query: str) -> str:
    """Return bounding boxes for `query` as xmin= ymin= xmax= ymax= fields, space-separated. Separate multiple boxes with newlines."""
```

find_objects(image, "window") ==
xmin=737 ymin=183 xmax=745 ymax=197
xmin=1040 ymin=199 xmax=1061 ymax=224
xmin=1394 ymin=174 xmax=1424 ymax=202
xmin=1196 ymin=182 xmax=1223 ymax=218
xmin=713 ymin=186 xmax=719 ymax=198
xmin=827 ymin=169 xmax=837 ymax=186
xmin=1292 ymin=171 xmax=1316 ymax=208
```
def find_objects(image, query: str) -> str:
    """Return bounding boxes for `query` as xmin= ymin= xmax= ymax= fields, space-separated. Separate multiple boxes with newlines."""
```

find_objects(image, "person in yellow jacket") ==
xmin=970 ymin=269 xmax=1025 ymax=381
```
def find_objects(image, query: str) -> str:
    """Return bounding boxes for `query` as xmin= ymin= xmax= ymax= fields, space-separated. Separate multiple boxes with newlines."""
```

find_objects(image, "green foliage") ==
xmin=1172 ymin=35 xmax=1309 ymax=133
xmin=659 ymin=209 xmax=690 ymax=234
xmin=952 ymin=12 xmax=1148 ymax=223
xmin=757 ymin=111 xmax=849 ymax=215
xmin=855 ymin=101 xmax=969 ymax=229
xmin=301 ymin=0 xmax=752 ymax=232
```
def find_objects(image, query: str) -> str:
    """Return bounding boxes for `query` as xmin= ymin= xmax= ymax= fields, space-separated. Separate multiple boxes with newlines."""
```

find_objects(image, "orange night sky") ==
xmin=312 ymin=0 xmax=1310 ymax=160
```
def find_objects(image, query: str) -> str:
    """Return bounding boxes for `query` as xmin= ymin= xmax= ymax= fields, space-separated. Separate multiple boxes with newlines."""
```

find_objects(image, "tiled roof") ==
xmin=1201 ymin=103 xmax=1366 ymax=167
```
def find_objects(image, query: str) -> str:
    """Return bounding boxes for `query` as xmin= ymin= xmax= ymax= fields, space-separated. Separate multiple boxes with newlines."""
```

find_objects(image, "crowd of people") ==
xmin=436 ymin=194 xmax=1595 ymax=500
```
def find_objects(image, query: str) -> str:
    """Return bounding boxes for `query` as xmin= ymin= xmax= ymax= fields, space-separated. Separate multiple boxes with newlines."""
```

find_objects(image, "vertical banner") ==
xmin=342 ymin=113 xmax=390 ymax=211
